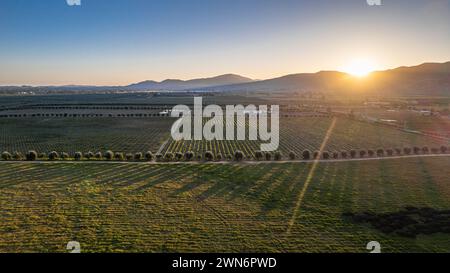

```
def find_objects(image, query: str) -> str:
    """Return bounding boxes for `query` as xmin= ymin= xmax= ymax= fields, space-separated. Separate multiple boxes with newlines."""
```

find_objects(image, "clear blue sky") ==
xmin=0 ymin=0 xmax=449 ymax=85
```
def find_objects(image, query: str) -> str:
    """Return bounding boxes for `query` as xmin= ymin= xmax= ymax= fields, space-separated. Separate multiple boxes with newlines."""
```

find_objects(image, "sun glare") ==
xmin=342 ymin=59 xmax=377 ymax=77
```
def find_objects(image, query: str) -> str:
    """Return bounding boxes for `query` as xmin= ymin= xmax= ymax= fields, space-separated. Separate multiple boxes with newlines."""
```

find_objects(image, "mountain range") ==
xmin=1 ymin=62 xmax=449 ymax=96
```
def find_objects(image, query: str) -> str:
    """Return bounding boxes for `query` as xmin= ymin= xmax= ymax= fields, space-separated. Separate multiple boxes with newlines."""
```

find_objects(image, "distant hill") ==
xmin=125 ymin=74 xmax=254 ymax=91
xmin=0 ymin=62 xmax=448 ymax=96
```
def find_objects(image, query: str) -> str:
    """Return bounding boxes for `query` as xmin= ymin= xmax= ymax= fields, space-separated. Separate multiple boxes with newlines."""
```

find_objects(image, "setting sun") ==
xmin=341 ymin=59 xmax=377 ymax=77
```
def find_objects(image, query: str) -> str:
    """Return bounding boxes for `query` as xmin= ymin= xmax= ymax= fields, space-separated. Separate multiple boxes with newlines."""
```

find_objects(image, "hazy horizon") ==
xmin=1 ymin=0 xmax=449 ymax=86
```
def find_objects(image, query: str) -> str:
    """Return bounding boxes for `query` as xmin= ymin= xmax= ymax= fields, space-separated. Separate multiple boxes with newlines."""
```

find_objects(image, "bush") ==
xmin=368 ymin=149 xmax=375 ymax=157
xmin=61 ymin=152 xmax=69 ymax=160
xmin=264 ymin=152 xmax=272 ymax=161
xmin=255 ymin=150 xmax=264 ymax=161
xmin=322 ymin=151 xmax=330 ymax=160
xmin=105 ymin=150 xmax=114 ymax=160
xmin=95 ymin=152 xmax=102 ymax=160
xmin=341 ymin=150 xmax=348 ymax=159
xmin=184 ymin=151 xmax=194 ymax=161
xmin=175 ymin=152 xmax=183 ymax=161
xmin=440 ymin=146 xmax=448 ymax=154
xmin=115 ymin=152 xmax=124 ymax=161
xmin=359 ymin=150 xmax=366 ymax=158
xmin=145 ymin=151 xmax=154 ymax=161
xmin=403 ymin=147 xmax=412 ymax=155
xmin=422 ymin=146 xmax=429 ymax=154
xmin=302 ymin=150 xmax=311 ymax=160
xmin=74 ymin=152 xmax=83 ymax=161
xmin=1 ymin=151 xmax=12 ymax=161
xmin=48 ymin=151 xmax=59 ymax=161
xmin=376 ymin=148 xmax=384 ymax=157
xmin=204 ymin=151 xmax=214 ymax=161
xmin=234 ymin=150 xmax=244 ymax=161
xmin=26 ymin=150 xmax=38 ymax=161
xmin=125 ymin=153 xmax=133 ymax=161
xmin=288 ymin=151 xmax=296 ymax=160
xmin=274 ymin=151 xmax=282 ymax=161
xmin=134 ymin=152 xmax=143 ymax=161
xmin=350 ymin=150 xmax=357 ymax=158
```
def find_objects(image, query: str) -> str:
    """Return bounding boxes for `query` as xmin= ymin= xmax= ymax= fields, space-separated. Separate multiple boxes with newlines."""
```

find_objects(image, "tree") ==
xmin=302 ymin=150 xmax=311 ymax=160
xmin=234 ymin=150 xmax=244 ymax=161
xmin=274 ymin=151 xmax=282 ymax=161
xmin=255 ymin=150 xmax=263 ymax=161
xmin=26 ymin=150 xmax=38 ymax=161
xmin=1 ymin=151 xmax=12 ymax=161
xmin=288 ymin=151 xmax=296 ymax=160
xmin=204 ymin=151 xmax=214 ymax=161
xmin=48 ymin=151 xmax=59 ymax=161
xmin=105 ymin=150 xmax=114 ymax=160
xmin=145 ymin=151 xmax=154 ymax=161
xmin=184 ymin=151 xmax=194 ymax=161
xmin=359 ymin=150 xmax=366 ymax=158
xmin=74 ymin=152 xmax=83 ymax=161
xmin=95 ymin=152 xmax=103 ymax=160
xmin=134 ymin=152 xmax=143 ymax=161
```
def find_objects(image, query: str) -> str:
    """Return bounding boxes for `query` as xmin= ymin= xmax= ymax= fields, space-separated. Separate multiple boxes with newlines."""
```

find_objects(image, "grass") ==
xmin=0 ymin=157 xmax=449 ymax=253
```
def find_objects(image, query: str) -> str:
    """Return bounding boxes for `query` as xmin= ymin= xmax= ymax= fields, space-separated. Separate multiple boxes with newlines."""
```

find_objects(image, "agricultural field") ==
xmin=0 ymin=157 xmax=449 ymax=252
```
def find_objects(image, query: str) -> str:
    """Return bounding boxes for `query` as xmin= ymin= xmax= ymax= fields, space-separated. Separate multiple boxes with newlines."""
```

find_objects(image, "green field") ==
xmin=0 ymin=157 xmax=449 ymax=253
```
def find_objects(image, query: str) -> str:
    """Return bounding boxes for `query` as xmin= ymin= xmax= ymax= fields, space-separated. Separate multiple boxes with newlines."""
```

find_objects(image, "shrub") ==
xmin=255 ymin=150 xmax=264 ymax=161
xmin=288 ymin=151 xmax=296 ymax=160
xmin=368 ymin=149 xmax=375 ymax=157
xmin=341 ymin=150 xmax=348 ymax=159
xmin=105 ymin=150 xmax=114 ymax=160
xmin=164 ymin=152 xmax=174 ymax=161
xmin=95 ymin=152 xmax=102 ymax=160
xmin=359 ymin=150 xmax=366 ymax=158
xmin=61 ymin=152 xmax=69 ymax=160
xmin=48 ymin=151 xmax=59 ymax=161
xmin=376 ymin=148 xmax=384 ymax=157
xmin=74 ymin=152 xmax=83 ymax=161
xmin=114 ymin=152 xmax=124 ymax=161
xmin=403 ymin=147 xmax=412 ymax=155
xmin=175 ymin=152 xmax=183 ymax=161
xmin=184 ymin=151 xmax=194 ymax=161
xmin=204 ymin=151 xmax=214 ymax=161
xmin=422 ymin=146 xmax=429 ymax=154
xmin=274 ymin=151 xmax=282 ymax=161
xmin=386 ymin=149 xmax=394 ymax=156
xmin=26 ymin=150 xmax=38 ymax=161
xmin=125 ymin=153 xmax=133 ymax=161
xmin=440 ymin=146 xmax=448 ymax=154
xmin=302 ymin=150 xmax=311 ymax=160
xmin=264 ymin=152 xmax=272 ymax=161
xmin=322 ymin=151 xmax=330 ymax=160
xmin=134 ymin=152 xmax=143 ymax=161
xmin=144 ymin=151 xmax=154 ymax=161
xmin=350 ymin=150 xmax=357 ymax=158
xmin=234 ymin=150 xmax=244 ymax=161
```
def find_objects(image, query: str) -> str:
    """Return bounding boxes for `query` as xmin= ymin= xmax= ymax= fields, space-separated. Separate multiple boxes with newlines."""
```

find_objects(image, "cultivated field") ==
xmin=0 ymin=157 xmax=448 ymax=252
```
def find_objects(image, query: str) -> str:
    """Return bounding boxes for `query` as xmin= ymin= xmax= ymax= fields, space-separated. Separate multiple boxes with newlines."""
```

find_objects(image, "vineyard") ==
xmin=0 ymin=157 xmax=448 ymax=252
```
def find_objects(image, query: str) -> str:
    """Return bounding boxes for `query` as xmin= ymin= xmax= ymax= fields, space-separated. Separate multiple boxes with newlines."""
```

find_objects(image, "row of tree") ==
xmin=1 ymin=145 xmax=448 ymax=162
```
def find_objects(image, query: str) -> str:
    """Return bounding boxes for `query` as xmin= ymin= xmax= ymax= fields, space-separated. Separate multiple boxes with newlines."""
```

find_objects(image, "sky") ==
xmin=0 ymin=0 xmax=449 ymax=86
